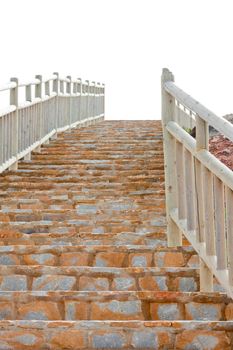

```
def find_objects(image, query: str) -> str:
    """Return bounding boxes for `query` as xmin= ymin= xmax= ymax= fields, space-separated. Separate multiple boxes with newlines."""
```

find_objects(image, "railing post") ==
xmin=9 ymin=77 xmax=19 ymax=170
xmin=195 ymin=114 xmax=213 ymax=291
xmin=35 ymin=75 xmax=43 ymax=151
xmin=45 ymin=80 xmax=50 ymax=96
xmin=102 ymin=83 xmax=105 ymax=120
xmin=44 ymin=80 xmax=51 ymax=143
xmin=72 ymin=79 xmax=78 ymax=125
xmin=78 ymin=78 xmax=82 ymax=123
xmin=85 ymin=80 xmax=90 ymax=125
xmin=97 ymin=82 xmax=100 ymax=118
xmin=24 ymin=83 xmax=32 ymax=161
xmin=161 ymin=68 xmax=182 ymax=247
xmin=53 ymin=72 xmax=59 ymax=138
xmin=66 ymin=75 xmax=72 ymax=131
xmin=91 ymin=81 xmax=95 ymax=121
xmin=200 ymin=258 xmax=213 ymax=292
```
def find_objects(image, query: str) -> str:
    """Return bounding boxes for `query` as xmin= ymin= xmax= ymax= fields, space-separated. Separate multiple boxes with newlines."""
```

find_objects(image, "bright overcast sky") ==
xmin=1 ymin=0 xmax=233 ymax=119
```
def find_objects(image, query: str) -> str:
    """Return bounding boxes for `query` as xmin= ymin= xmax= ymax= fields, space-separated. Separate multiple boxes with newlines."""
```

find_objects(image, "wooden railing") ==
xmin=0 ymin=73 xmax=105 ymax=172
xmin=161 ymin=68 xmax=233 ymax=298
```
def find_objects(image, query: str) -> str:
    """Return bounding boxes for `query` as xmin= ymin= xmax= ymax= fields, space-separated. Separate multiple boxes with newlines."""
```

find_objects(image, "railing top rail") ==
xmin=0 ymin=81 xmax=17 ymax=92
xmin=0 ymin=75 xmax=105 ymax=93
xmin=164 ymin=80 xmax=233 ymax=143
xmin=18 ymin=78 xmax=41 ymax=87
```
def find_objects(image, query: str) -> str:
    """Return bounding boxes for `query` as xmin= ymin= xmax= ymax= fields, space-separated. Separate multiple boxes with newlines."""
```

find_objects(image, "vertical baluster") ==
xmin=80 ymin=78 xmax=83 ymax=122
xmin=213 ymin=176 xmax=227 ymax=270
xmin=184 ymin=149 xmax=196 ymax=231
xmin=7 ymin=113 xmax=10 ymax=160
xmin=226 ymin=187 xmax=233 ymax=286
xmin=175 ymin=101 xmax=179 ymax=124
xmin=9 ymin=77 xmax=18 ymax=170
xmin=200 ymin=258 xmax=213 ymax=292
xmin=60 ymin=79 xmax=64 ymax=127
xmin=35 ymin=75 xmax=42 ymax=152
xmin=194 ymin=159 xmax=205 ymax=242
xmin=53 ymin=72 xmax=59 ymax=136
xmin=25 ymin=84 xmax=32 ymax=160
xmin=176 ymin=141 xmax=186 ymax=220
xmin=66 ymin=75 xmax=71 ymax=130
xmin=102 ymin=83 xmax=105 ymax=119
xmin=85 ymin=80 xmax=90 ymax=123
xmin=45 ymin=79 xmax=50 ymax=134
xmin=72 ymin=80 xmax=76 ymax=124
xmin=203 ymin=167 xmax=216 ymax=256
xmin=3 ymin=115 xmax=6 ymax=163
xmin=0 ymin=115 xmax=3 ymax=166
xmin=93 ymin=81 xmax=96 ymax=119
xmin=97 ymin=82 xmax=100 ymax=117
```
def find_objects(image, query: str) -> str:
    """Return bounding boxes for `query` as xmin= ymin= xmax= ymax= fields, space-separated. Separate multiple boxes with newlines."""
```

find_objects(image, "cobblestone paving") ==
xmin=0 ymin=120 xmax=232 ymax=349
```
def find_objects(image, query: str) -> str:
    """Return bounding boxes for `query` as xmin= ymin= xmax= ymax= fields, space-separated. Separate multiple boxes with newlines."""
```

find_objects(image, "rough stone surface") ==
xmin=0 ymin=120 xmax=232 ymax=348
xmin=92 ymin=332 xmax=126 ymax=349
xmin=131 ymin=331 xmax=158 ymax=348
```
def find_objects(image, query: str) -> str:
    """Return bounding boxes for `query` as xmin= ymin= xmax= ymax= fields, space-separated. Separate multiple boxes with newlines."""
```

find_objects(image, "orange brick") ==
xmin=50 ymin=330 xmax=86 ymax=349
xmin=60 ymin=252 xmax=89 ymax=266
xmin=129 ymin=253 xmax=153 ymax=267
xmin=150 ymin=303 xmax=183 ymax=320
xmin=175 ymin=330 xmax=230 ymax=349
xmin=91 ymin=300 xmax=143 ymax=320
xmin=65 ymin=301 xmax=88 ymax=320
xmin=94 ymin=252 xmax=126 ymax=267
xmin=17 ymin=301 xmax=62 ymax=320
xmin=139 ymin=276 xmax=158 ymax=291
xmin=225 ymin=303 xmax=233 ymax=320
xmin=0 ymin=330 xmax=44 ymax=348
xmin=163 ymin=252 xmax=185 ymax=267
xmin=79 ymin=276 xmax=109 ymax=291
xmin=0 ymin=302 xmax=13 ymax=319
xmin=23 ymin=253 xmax=56 ymax=266
xmin=185 ymin=302 xmax=223 ymax=321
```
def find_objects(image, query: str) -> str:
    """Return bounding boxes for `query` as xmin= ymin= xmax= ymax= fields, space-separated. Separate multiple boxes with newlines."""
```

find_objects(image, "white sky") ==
xmin=0 ymin=0 xmax=233 ymax=120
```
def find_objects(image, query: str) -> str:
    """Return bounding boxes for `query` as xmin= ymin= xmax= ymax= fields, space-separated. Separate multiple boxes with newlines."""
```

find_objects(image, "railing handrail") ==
xmin=0 ymin=72 xmax=105 ymax=173
xmin=164 ymin=80 xmax=233 ymax=143
xmin=0 ymin=76 xmax=105 ymax=93
xmin=161 ymin=68 xmax=233 ymax=299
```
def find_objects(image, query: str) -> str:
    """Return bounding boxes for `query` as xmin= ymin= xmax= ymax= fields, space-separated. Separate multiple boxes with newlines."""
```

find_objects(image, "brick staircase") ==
xmin=0 ymin=120 xmax=232 ymax=349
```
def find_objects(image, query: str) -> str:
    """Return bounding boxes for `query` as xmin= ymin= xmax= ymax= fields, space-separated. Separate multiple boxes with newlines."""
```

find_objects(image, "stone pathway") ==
xmin=0 ymin=120 xmax=232 ymax=349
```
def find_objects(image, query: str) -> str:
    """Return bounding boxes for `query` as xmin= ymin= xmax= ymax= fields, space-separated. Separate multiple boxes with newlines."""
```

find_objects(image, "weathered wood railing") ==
xmin=161 ymin=68 xmax=233 ymax=298
xmin=0 ymin=73 xmax=105 ymax=172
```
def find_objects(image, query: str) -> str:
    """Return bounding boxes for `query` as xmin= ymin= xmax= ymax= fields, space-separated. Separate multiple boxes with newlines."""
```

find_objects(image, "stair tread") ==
xmin=0 ymin=120 xmax=231 ymax=348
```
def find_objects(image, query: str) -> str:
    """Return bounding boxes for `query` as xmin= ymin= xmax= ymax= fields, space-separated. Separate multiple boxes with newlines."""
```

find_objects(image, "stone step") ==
xmin=0 ymin=189 xmax=165 ymax=202
xmin=0 ymin=230 xmax=172 ymax=247
xmin=0 ymin=197 xmax=165 ymax=211
xmin=18 ymin=157 xmax=164 ymax=164
xmin=0 ymin=182 xmax=164 ymax=192
xmin=38 ymin=146 xmax=162 ymax=152
xmin=0 ymin=175 xmax=165 ymax=185
xmin=0 ymin=245 xmax=197 ymax=268
xmin=0 ymin=220 xmax=167 ymax=236
xmin=0 ymin=266 xmax=200 ymax=292
xmin=17 ymin=162 xmax=165 ymax=171
xmin=31 ymin=150 xmax=163 ymax=157
xmin=0 ymin=168 xmax=164 ymax=176
xmin=0 ymin=209 xmax=165 ymax=224
xmin=0 ymin=291 xmax=230 ymax=321
xmin=0 ymin=320 xmax=231 ymax=350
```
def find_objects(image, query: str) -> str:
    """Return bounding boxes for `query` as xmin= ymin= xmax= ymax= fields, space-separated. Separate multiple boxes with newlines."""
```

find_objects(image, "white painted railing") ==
xmin=0 ymin=73 xmax=105 ymax=172
xmin=161 ymin=68 xmax=233 ymax=298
